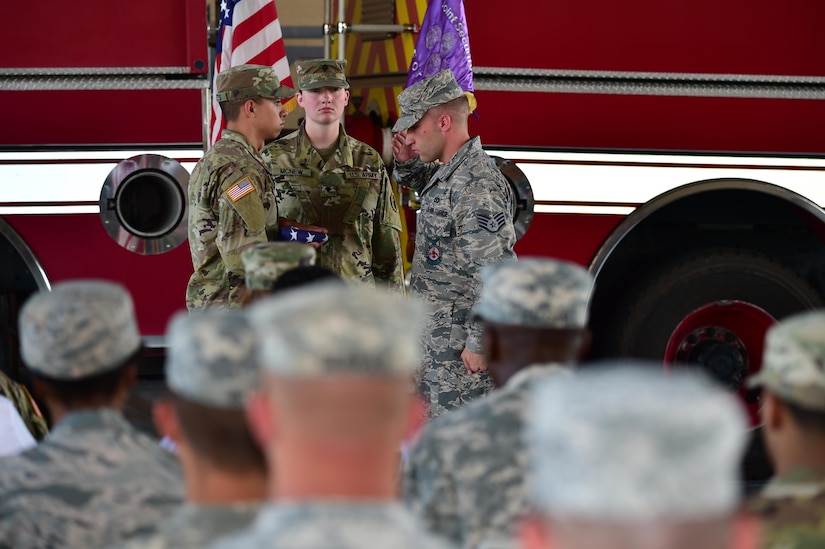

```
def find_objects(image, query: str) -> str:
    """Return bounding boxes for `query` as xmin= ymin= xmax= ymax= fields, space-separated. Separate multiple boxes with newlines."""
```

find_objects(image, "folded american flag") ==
xmin=277 ymin=226 xmax=329 ymax=245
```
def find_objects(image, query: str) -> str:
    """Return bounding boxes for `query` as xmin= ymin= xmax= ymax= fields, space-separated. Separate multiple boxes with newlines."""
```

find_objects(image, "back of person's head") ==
xmin=473 ymin=258 xmax=594 ymax=384
xmin=248 ymin=283 xmax=424 ymax=448
xmin=19 ymin=280 xmax=141 ymax=408
xmin=270 ymin=265 xmax=343 ymax=294
xmin=241 ymin=242 xmax=318 ymax=306
xmin=748 ymin=310 xmax=825 ymax=435
xmin=526 ymin=363 xmax=749 ymax=549
xmin=159 ymin=310 xmax=264 ymax=473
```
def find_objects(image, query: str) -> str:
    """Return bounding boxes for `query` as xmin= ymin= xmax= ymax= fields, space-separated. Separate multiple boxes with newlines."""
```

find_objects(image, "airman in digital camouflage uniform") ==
xmin=0 ymin=281 xmax=183 ymax=549
xmin=187 ymin=64 xmax=293 ymax=309
xmin=262 ymin=59 xmax=404 ymax=292
xmin=525 ymin=366 xmax=751 ymax=549
xmin=392 ymin=68 xmax=517 ymax=416
xmin=113 ymin=310 xmax=265 ymax=549
xmin=210 ymin=284 xmax=454 ymax=549
xmin=240 ymin=241 xmax=317 ymax=304
xmin=746 ymin=311 xmax=825 ymax=548
xmin=404 ymin=259 xmax=593 ymax=549
xmin=0 ymin=370 xmax=47 ymax=441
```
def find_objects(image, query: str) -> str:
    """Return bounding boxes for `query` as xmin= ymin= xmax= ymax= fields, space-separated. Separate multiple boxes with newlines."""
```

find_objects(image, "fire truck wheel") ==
xmin=613 ymin=250 xmax=822 ymax=362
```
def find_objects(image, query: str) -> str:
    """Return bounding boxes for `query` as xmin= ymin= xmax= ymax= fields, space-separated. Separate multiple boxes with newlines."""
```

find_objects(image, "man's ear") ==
xmin=762 ymin=391 xmax=783 ymax=431
xmin=152 ymin=398 xmax=181 ymax=443
xmin=246 ymin=390 xmax=275 ymax=450
xmin=733 ymin=512 xmax=761 ymax=549
xmin=520 ymin=515 xmax=554 ymax=549
xmin=438 ymin=113 xmax=452 ymax=133
xmin=243 ymin=98 xmax=257 ymax=117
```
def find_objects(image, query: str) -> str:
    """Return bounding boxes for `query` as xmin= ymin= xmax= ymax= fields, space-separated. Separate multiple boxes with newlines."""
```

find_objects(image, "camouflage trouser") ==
xmin=418 ymin=356 xmax=494 ymax=418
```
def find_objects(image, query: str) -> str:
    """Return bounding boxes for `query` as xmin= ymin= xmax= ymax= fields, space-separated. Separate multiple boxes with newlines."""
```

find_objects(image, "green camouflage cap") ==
xmin=249 ymin=282 xmax=426 ymax=377
xmin=747 ymin=311 xmax=825 ymax=411
xmin=529 ymin=364 xmax=748 ymax=521
xmin=472 ymin=258 xmax=594 ymax=328
xmin=20 ymin=280 xmax=141 ymax=380
xmin=166 ymin=310 xmax=259 ymax=409
xmin=215 ymin=64 xmax=295 ymax=103
xmin=392 ymin=69 xmax=464 ymax=132
xmin=295 ymin=59 xmax=350 ymax=90
xmin=242 ymin=242 xmax=317 ymax=291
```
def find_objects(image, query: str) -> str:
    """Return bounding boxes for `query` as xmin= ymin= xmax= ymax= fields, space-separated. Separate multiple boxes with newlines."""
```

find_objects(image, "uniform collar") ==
xmin=433 ymin=136 xmax=482 ymax=182
xmin=760 ymin=466 xmax=825 ymax=499
xmin=221 ymin=129 xmax=263 ymax=159
xmin=256 ymin=501 xmax=412 ymax=525
xmin=296 ymin=122 xmax=354 ymax=169
xmin=51 ymin=408 xmax=132 ymax=435
xmin=504 ymin=363 xmax=571 ymax=390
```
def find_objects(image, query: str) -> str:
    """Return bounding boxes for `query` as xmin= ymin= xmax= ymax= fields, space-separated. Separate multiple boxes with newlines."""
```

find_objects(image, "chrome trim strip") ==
xmin=0 ymin=76 xmax=209 ymax=91
xmin=142 ymin=335 xmax=168 ymax=349
xmin=0 ymin=67 xmax=193 ymax=76
xmin=0 ymin=217 xmax=50 ymax=291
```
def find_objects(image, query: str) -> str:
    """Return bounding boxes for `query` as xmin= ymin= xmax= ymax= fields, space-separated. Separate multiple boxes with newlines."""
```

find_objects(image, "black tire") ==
xmin=611 ymin=250 xmax=823 ymax=359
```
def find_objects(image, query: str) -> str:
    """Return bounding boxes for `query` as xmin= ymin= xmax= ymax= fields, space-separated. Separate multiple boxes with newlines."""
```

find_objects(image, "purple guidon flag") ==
xmin=406 ymin=0 xmax=474 ymax=95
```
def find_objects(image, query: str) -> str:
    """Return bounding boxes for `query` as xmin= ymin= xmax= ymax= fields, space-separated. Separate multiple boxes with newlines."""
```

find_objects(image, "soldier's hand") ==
xmin=391 ymin=131 xmax=415 ymax=163
xmin=461 ymin=348 xmax=487 ymax=374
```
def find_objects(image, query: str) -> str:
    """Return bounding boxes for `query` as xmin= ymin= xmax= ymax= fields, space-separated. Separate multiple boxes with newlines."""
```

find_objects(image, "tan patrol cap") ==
xmin=216 ymin=64 xmax=296 ymax=103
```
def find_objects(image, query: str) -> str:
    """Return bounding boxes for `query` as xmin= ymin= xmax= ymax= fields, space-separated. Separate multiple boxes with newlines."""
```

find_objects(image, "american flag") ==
xmin=226 ymin=178 xmax=255 ymax=201
xmin=210 ymin=0 xmax=295 ymax=145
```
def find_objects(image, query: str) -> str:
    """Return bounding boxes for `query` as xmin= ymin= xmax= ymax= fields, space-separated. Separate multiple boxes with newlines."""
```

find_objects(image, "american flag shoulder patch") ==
xmin=226 ymin=177 xmax=255 ymax=202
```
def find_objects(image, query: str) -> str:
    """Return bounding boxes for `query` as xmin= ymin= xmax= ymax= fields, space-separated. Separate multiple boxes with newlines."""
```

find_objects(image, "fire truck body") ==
xmin=0 ymin=0 xmax=207 ymax=364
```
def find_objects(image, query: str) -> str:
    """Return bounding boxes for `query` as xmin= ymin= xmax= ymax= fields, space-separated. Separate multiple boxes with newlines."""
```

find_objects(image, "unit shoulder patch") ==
xmin=477 ymin=211 xmax=507 ymax=233
xmin=226 ymin=177 xmax=256 ymax=202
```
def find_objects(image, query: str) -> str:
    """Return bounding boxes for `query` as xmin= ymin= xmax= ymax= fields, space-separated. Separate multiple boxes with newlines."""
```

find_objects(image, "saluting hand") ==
xmin=391 ymin=131 xmax=415 ymax=163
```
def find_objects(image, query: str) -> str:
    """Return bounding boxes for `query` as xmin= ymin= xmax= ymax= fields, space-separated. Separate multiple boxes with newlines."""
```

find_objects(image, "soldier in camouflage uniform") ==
xmin=240 ymin=241 xmax=317 ymax=304
xmin=392 ymin=69 xmax=517 ymax=416
xmin=210 ymin=284 xmax=453 ymax=549
xmin=404 ymin=259 xmax=593 ymax=549
xmin=113 ymin=310 xmax=265 ymax=548
xmin=525 ymin=366 xmax=750 ymax=549
xmin=0 ymin=281 xmax=183 ymax=549
xmin=187 ymin=64 xmax=294 ymax=309
xmin=0 ymin=370 xmax=47 ymax=441
xmin=262 ymin=59 xmax=404 ymax=292
xmin=746 ymin=311 xmax=825 ymax=548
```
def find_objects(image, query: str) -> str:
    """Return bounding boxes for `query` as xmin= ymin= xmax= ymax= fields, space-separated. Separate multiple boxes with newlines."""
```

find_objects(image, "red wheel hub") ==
xmin=664 ymin=300 xmax=776 ymax=426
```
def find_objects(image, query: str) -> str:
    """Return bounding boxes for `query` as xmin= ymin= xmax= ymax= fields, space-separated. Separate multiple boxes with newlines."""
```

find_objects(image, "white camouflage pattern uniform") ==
xmin=111 ymin=310 xmax=264 ymax=549
xmin=404 ymin=259 xmax=593 ymax=548
xmin=212 ymin=284 xmax=455 ymax=549
xmin=393 ymin=69 xmax=517 ymax=416
xmin=0 ymin=281 xmax=183 ymax=549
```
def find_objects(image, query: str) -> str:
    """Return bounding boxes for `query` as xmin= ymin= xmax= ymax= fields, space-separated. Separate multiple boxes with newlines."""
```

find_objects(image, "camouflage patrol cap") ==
xmin=392 ymin=69 xmax=464 ymax=132
xmin=472 ymin=258 xmax=594 ymax=329
xmin=19 ymin=280 xmax=141 ymax=380
xmin=529 ymin=364 xmax=748 ymax=521
xmin=215 ymin=64 xmax=295 ymax=103
xmin=166 ymin=310 xmax=259 ymax=409
xmin=249 ymin=283 xmax=426 ymax=376
xmin=295 ymin=59 xmax=350 ymax=90
xmin=242 ymin=242 xmax=317 ymax=291
xmin=747 ymin=311 xmax=825 ymax=412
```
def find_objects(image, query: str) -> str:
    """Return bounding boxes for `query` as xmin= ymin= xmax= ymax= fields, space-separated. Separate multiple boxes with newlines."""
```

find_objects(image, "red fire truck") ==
xmin=338 ymin=0 xmax=825 ymax=433
xmin=0 ymin=0 xmax=208 ymax=377
xmin=2 ymin=0 xmax=825 ymax=437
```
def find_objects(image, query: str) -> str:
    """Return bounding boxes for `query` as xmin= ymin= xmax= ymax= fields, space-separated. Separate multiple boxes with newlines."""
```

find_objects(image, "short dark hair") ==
xmin=220 ymin=96 xmax=262 ymax=122
xmin=270 ymin=265 xmax=343 ymax=294
xmin=170 ymin=392 xmax=266 ymax=473
xmin=29 ymin=349 xmax=140 ymax=408
xmin=783 ymin=398 xmax=825 ymax=433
